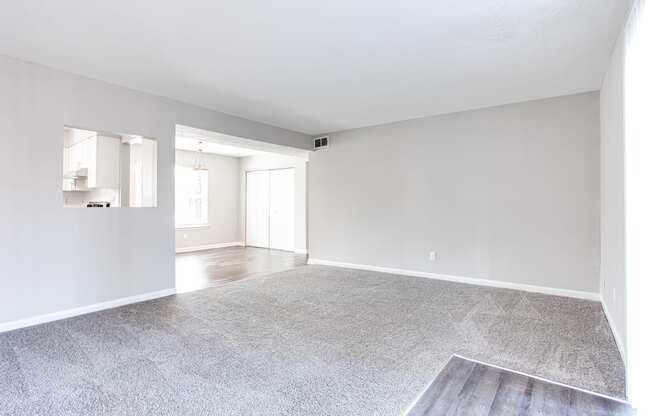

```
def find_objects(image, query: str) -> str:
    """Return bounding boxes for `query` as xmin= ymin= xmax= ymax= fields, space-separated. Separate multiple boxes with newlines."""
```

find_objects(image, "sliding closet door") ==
xmin=245 ymin=170 xmax=270 ymax=248
xmin=269 ymin=168 xmax=295 ymax=251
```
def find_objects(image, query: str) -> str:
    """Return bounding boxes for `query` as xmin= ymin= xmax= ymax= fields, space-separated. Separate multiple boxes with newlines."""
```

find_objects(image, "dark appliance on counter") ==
xmin=87 ymin=201 xmax=111 ymax=208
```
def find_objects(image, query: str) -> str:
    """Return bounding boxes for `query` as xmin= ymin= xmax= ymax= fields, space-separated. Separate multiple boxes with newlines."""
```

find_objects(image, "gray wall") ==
xmin=0 ymin=55 xmax=310 ymax=325
xmin=309 ymin=92 xmax=600 ymax=293
xmin=600 ymin=27 xmax=627 ymax=358
xmin=175 ymin=150 xmax=241 ymax=249
xmin=239 ymin=154 xmax=308 ymax=251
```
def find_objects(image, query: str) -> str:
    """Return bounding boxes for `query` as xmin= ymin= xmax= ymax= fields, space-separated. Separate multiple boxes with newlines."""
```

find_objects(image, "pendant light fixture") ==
xmin=193 ymin=141 xmax=208 ymax=171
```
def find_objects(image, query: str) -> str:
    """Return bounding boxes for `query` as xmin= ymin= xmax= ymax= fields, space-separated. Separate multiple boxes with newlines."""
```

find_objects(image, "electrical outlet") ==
xmin=429 ymin=251 xmax=437 ymax=261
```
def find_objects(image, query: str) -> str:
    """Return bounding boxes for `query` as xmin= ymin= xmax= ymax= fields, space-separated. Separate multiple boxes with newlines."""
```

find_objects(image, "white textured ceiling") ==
xmin=0 ymin=0 xmax=632 ymax=134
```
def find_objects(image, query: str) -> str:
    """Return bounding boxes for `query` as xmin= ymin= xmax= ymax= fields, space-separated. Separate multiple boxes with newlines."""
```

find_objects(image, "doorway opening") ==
xmin=174 ymin=125 xmax=309 ymax=293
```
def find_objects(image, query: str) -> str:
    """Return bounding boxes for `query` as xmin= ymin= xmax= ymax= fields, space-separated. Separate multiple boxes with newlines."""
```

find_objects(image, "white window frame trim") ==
xmin=174 ymin=165 xmax=210 ymax=229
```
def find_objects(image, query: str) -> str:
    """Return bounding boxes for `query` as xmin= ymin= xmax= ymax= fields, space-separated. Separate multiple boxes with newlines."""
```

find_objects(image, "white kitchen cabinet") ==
xmin=67 ymin=138 xmax=84 ymax=171
xmin=63 ymin=134 xmax=120 ymax=190
xmin=91 ymin=136 xmax=120 ymax=189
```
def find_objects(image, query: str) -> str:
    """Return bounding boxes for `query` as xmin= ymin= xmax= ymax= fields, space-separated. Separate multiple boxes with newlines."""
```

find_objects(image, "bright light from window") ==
xmin=175 ymin=166 xmax=208 ymax=227
xmin=624 ymin=0 xmax=651 ymax=411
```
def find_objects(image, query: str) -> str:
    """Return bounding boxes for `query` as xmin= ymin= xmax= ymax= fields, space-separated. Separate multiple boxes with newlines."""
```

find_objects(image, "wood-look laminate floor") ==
xmin=175 ymin=246 xmax=307 ymax=293
xmin=407 ymin=356 xmax=634 ymax=416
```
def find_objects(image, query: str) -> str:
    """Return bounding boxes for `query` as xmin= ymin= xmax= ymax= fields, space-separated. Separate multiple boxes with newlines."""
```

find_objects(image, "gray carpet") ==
xmin=0 ymin=265 xmax=625 ymax=415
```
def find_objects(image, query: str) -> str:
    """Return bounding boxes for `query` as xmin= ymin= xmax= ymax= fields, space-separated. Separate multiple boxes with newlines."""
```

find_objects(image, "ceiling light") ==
xmin=193 ymin=141 xmax=208 ymax=171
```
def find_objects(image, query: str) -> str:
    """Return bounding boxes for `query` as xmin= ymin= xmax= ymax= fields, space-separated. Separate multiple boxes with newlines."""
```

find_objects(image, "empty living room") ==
xmin=1 ymin=1 xmax=651 ymax=415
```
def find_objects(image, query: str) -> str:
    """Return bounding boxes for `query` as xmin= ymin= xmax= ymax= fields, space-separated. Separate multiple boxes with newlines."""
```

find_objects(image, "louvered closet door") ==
xmin=245 ymin=170 xmax=270 ymax=248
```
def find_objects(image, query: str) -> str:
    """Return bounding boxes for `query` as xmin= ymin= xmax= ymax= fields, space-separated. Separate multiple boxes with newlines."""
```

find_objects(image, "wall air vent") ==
xmin=314 ymin=136 xmax=329 ymax=150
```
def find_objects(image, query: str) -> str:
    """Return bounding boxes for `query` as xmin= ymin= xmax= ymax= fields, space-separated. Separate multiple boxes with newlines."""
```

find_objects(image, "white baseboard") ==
xmin=307 ymin=258 xmax=601 ymax=301
xmin=0 ymin=288 xmax=177 ymax=334
xmin=294 ymin=248 xmax=308 ymax=254
xmin=176 ymin=241 xmax=244 ymax=253
xmin=601 ymin=298 xmax=626 ymax=365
